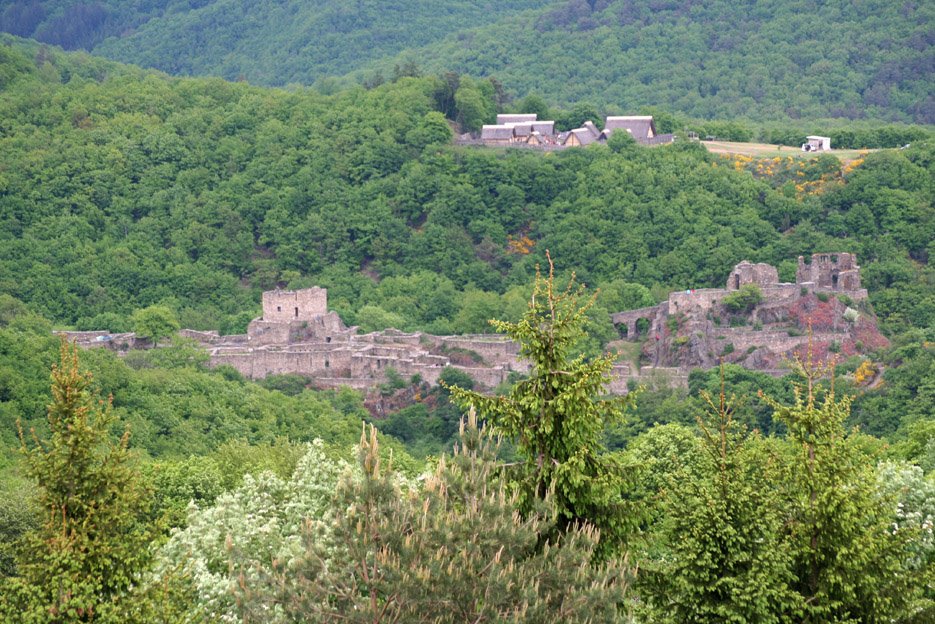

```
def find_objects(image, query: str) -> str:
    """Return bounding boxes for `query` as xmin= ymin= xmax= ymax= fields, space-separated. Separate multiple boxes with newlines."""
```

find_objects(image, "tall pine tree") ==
xmin=0 ymin=340 xmax=153 ymax=623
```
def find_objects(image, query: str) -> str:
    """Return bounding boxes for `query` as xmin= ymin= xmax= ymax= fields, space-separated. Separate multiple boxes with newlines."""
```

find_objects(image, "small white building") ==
xmin=802 ymin=136 xmax=831 ymax=152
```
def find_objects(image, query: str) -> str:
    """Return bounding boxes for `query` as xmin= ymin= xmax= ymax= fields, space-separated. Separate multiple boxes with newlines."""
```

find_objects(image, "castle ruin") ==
xmin=611 ymin=253 xmax=878 ymax=371
xmin=60 ymin=253 xmax=881 ymax=393
xmin=190 ymin=288 xmax=536 ymax=391
xmin=795 ymin=252 xmax=862 ymax=292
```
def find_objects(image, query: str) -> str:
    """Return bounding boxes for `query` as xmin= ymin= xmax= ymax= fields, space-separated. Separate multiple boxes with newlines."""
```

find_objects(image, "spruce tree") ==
xmin=447 ymin=253 xmax=639 ymax=558
xmin=762 ymin=349 xmax=917 ymax=623
xmin=640 ymin=377 xmax=798 ymax=623
xmin=0 ymin=340 xmax=153 ymax=623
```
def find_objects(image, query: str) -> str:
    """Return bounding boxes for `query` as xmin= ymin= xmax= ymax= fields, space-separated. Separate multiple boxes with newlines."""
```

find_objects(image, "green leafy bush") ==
xmin=723 ymin=284 xmax=764 ymax=313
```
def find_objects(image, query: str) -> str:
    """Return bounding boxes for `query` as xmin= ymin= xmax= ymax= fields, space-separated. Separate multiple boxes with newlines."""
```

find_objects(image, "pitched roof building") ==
xmin=480 ymin=114 xmax=558 ymax=146
xmin=564 ymin=127 xmax=599 ymax=147
xmin=583 ymin=120 xmax=602 ymax=138
xmin=530 ymin=120 xmax=555 ymax=135
xmin=604 ymin=115 xmax=657 ymax=141
xmin=496 ymin=113 xmax=538 ymax=124
xmin=480 ymin=124 xmax=515 ymax=143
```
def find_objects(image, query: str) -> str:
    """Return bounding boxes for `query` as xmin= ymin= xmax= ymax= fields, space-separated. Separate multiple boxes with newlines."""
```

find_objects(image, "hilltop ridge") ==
xmin=1 ymin=0 xmax=932 ymax=122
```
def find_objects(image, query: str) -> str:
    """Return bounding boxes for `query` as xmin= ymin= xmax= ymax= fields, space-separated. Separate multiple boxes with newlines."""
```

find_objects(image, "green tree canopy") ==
xmin=131 ymin=305 xmax=180 ymax=345
xmin=762 ymin=353 xmax=925 ymax=622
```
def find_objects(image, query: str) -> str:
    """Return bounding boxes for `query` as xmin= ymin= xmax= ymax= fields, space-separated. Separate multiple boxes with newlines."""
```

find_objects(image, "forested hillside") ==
xmin=1 ymin=38 xmax=932 ymax=343
xmin=2 ymin=36 xmax=931 ymax=447
xmin=1 ymin=0 xmax=931 ymax=122
xmin=363 ymin=0 xmax=935 ymax=123
xmin=0 ymin=38 xmax=932 ymax=622
xmin=0 ymin=0 xmax=552 ymax=83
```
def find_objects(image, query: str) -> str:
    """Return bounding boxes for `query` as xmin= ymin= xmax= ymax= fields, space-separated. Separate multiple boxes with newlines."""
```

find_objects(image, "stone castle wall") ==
xmin=727 ymin=261 xmax=779 ymax=290
xmin=668 ymin=289 xmax=726 ymax=315
xmin=62 ymin=254 xmax=873 ymax=395
xmin=796 ymin=252 xmax=863 ymax=293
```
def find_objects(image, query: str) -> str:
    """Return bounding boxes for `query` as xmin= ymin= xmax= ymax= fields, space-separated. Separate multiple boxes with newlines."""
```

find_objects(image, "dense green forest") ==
xmin=1 ymin=38 xmax=932 ymax=339
xmin=0 ymin=38 xmax=933 ymax=622
xmin=0 ymin=0 xmax=932 ymax=123
xmin=360 ymin=0 xmax=935 ymax=123
xmin=0 ymin=1 xmax=552 ymax=82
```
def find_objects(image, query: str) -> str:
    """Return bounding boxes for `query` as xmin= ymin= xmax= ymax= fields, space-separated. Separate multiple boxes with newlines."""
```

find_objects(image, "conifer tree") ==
xmin=447 ymin=253 xmax=638 ymax=558
xmin=268 ymin=413 xmax=633 ymax=623
xmin=762 ymin=349 xmax=917 ymax=623
xmin=0 ymin=340 xmax=153 ymax=623
xmin=640 ymin=376 xmax=798 ymax=623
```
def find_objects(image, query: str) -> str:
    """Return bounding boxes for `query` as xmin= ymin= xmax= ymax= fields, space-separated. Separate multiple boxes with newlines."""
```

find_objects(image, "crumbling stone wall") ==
xmin=727 ymin=261 xmax=779 ymax=290
xmin=248 ymin=311 xmax=349 ymax=346
xmin=54 ymin=331 xmax=138 ymax=349
xmin=796 ymin=253 xmax=863 ymax=292
xmin=669 ymin=289 xmax=726 ymax=315
xmin=611 ymin=305 xmax=664 ymax=340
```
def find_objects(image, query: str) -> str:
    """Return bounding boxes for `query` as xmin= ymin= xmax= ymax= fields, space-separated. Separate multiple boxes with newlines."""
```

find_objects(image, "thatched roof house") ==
xmin=481 ymin=125 xmax=515 ymax=144
xmin=564 ymin=127 xmax=599 ymax=147
xmin=497 ymin=113 xmax=538 ymax=124
xmin=526 ymin=131 xmax=545 ymax=146
xmin=583 ymin=120 xmax=602 ymax=138
xmin=604 ymin=116 xmax=657 ymax=141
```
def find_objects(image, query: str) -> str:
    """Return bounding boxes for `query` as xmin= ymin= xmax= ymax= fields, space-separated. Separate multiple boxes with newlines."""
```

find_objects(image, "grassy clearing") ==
xmin=701 ymin=140 xmax=874 ymax=162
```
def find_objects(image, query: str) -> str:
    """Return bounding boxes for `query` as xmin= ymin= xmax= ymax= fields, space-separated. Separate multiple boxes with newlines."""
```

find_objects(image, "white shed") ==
xmin=802 ymin=136 xmax=831 ymax=152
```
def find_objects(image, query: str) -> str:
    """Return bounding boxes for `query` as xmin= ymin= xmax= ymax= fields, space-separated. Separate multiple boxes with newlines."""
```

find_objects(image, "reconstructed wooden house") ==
xmin=604 ymin=116 xmax=657 ymax=141
xmin=496 ymin=113 xmax=538 ymax=124
xmin=604 ymin=115 xmax=675 ymax=145
xmin=564 ymin=128 xmax=598 ymax=147
xmin=480 ymin=124 xmax=515 ymax=145
xmin=481 ymin=114 xmax=558 ymax=146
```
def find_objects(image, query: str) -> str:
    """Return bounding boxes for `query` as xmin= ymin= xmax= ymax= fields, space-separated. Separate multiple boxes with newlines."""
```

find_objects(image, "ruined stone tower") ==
xmin=726 ymin=261 xmax=779 ymax=290
xmin=261 ymin=287 xmax=328 ymax=322
xmin=796 ymin=253 xmax=862 ymax=292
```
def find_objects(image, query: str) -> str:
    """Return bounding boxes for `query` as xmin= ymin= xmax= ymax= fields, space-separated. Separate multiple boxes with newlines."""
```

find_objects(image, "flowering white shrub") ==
xmin=151 ymin=440 xmax=351 ymax=623
xmin=878 ymin=461 xmax=935 ymax=570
